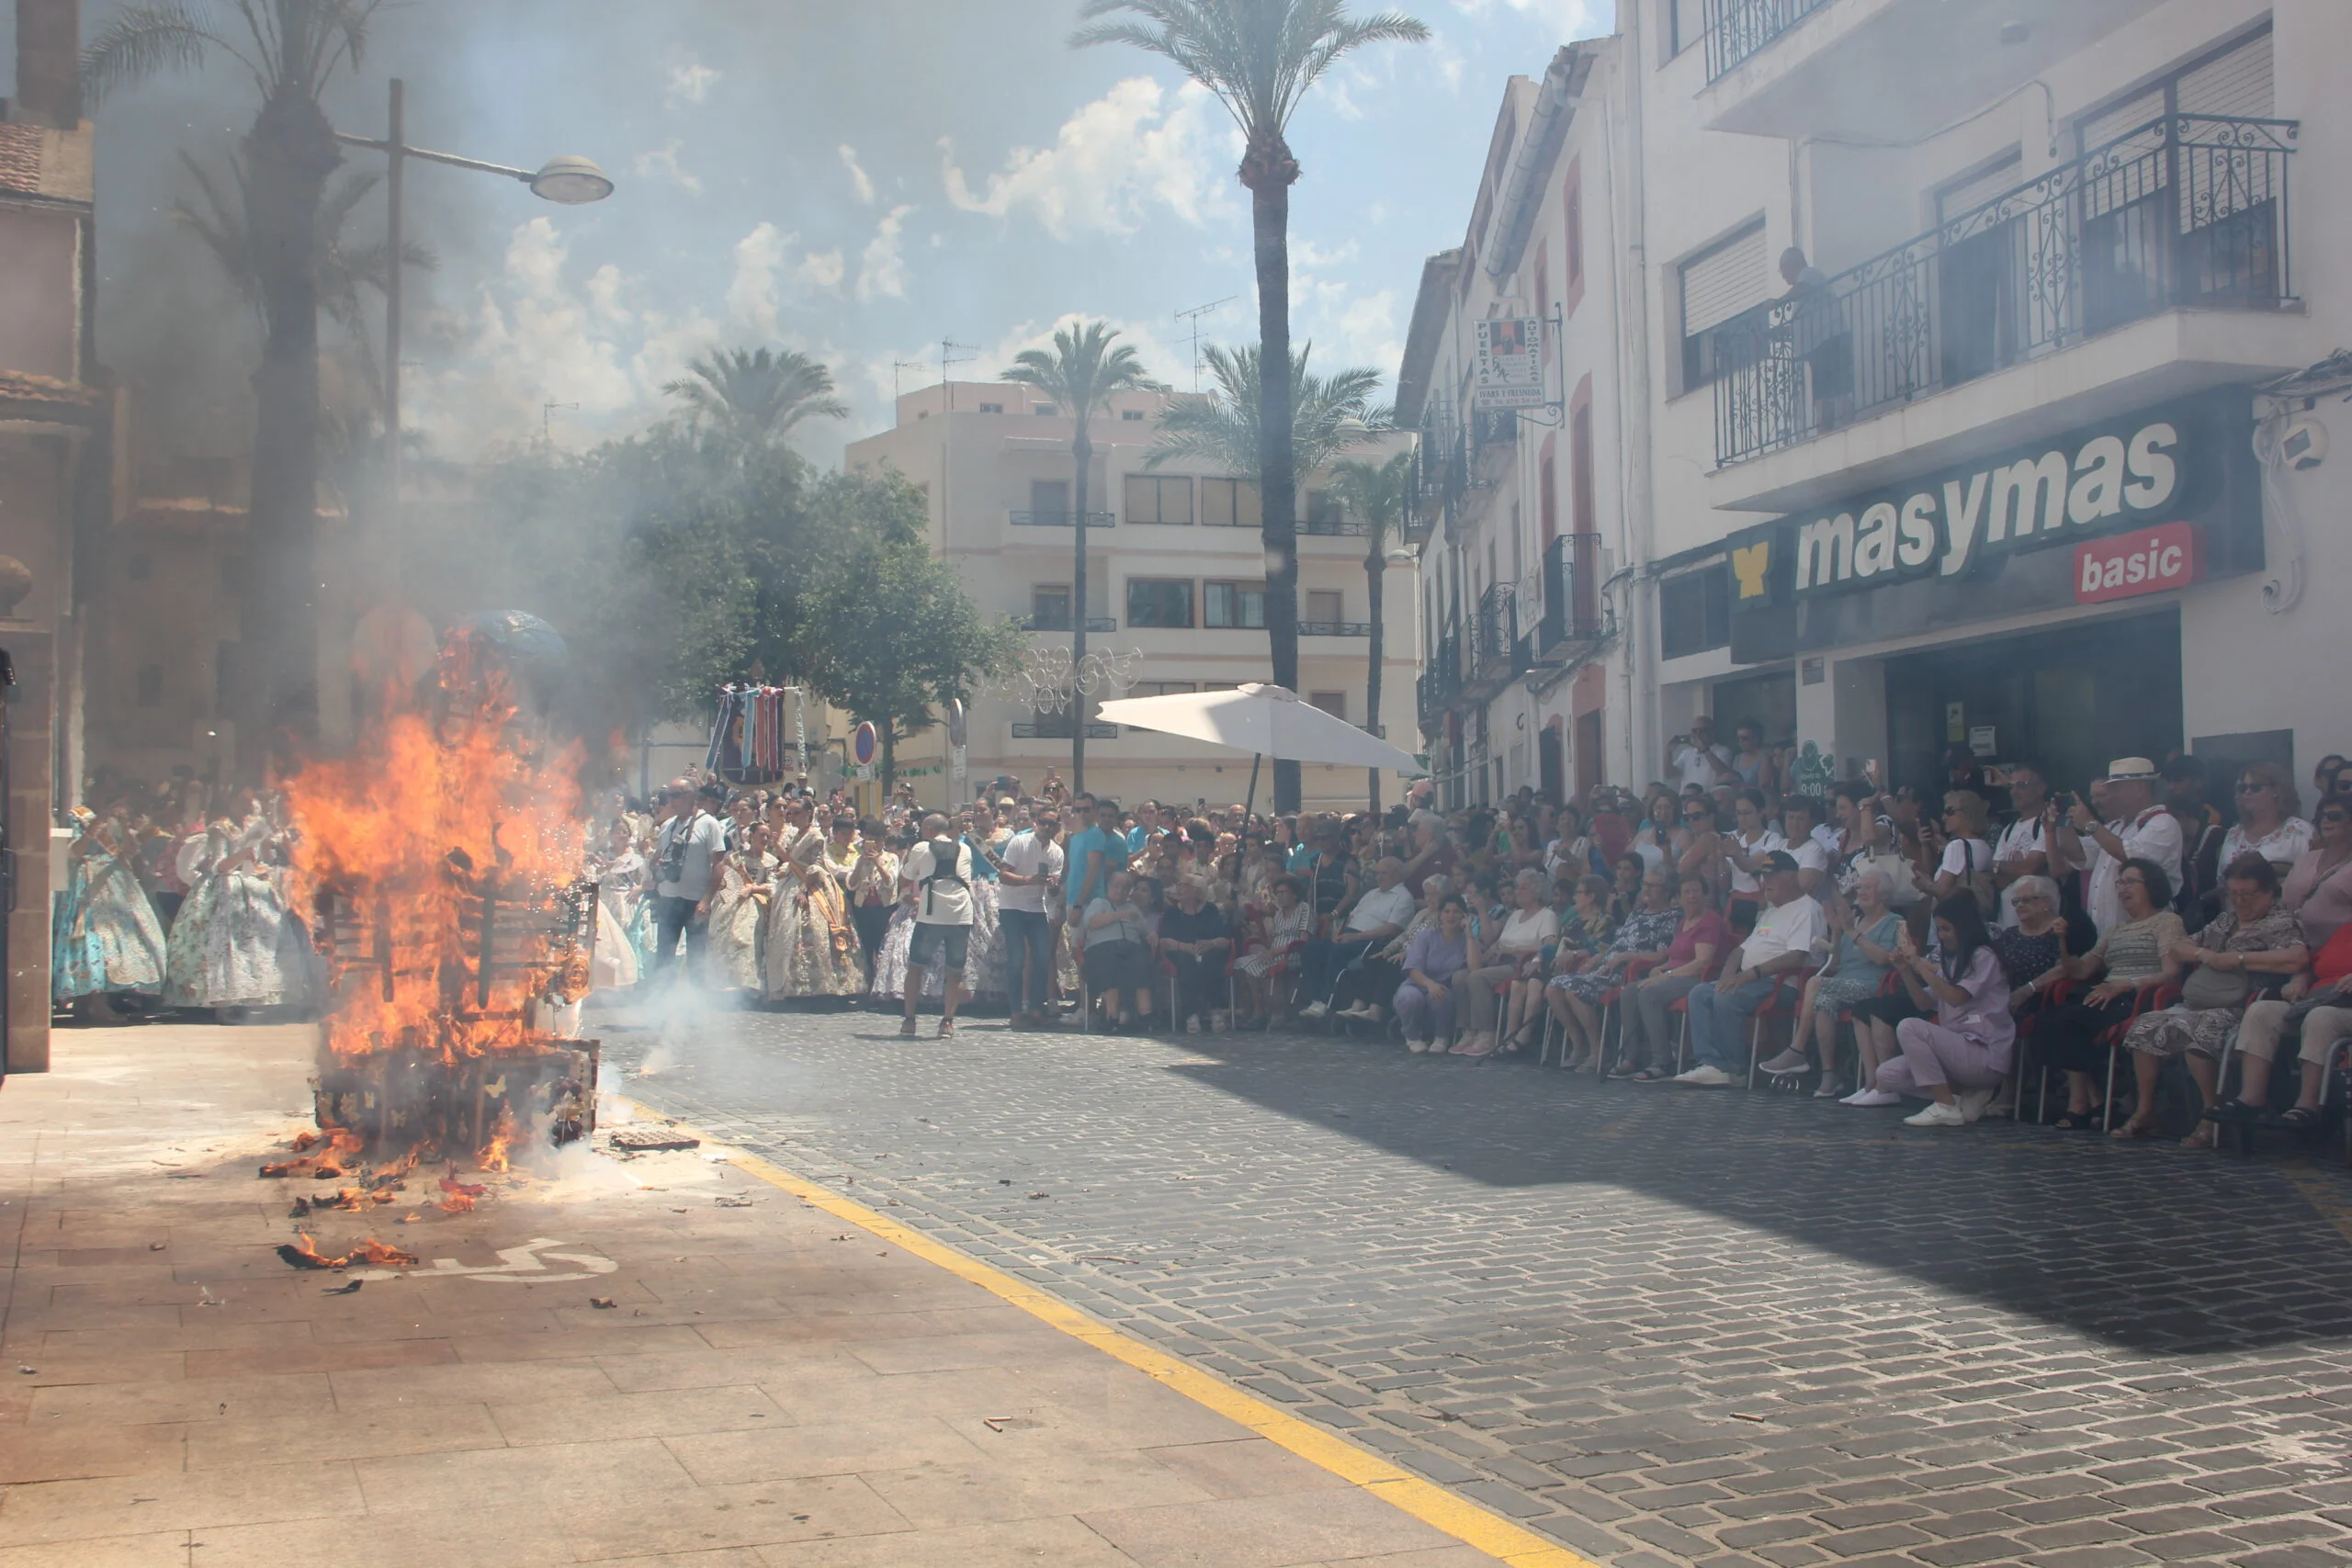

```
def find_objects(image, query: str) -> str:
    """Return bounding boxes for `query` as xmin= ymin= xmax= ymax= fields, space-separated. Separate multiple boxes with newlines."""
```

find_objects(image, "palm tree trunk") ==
xmin=241 ymin=85 xmax=341 ymax=764
xmin=1247 ymin=145 xmax=1300 ymax=814
xmin=1364 ymin=546 xmax=1385 ymax=814
xmin=1069 ymin=426 xmax=1091 ymax=794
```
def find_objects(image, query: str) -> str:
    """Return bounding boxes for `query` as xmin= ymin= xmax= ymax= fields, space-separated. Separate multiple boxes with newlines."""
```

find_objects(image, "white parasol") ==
xmin=1091 ymin=682 xmax=1425 ymax=815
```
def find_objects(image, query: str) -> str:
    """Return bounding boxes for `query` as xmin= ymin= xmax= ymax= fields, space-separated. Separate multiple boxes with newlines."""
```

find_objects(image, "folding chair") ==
xmin=1743 ymin=976 xmax=1804 ymax=1089
xmin=1591 ymin=959 xmax=1660 ymax=1077
xmin=2099 ymin=982 xmax=2182 ymax=1132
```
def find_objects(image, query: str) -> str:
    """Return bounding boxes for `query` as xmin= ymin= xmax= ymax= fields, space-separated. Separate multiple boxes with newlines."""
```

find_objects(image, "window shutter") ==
xmin=2178 ymin=30 xmax=2273 ymax=118
xmin=1680 ymin=224 xmax=1770 ymax=336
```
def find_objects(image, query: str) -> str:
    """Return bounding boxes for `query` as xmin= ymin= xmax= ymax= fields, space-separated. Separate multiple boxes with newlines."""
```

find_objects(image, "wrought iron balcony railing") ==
xmin=1300 ymin=620 xmax=1371 ymax=637
xmin=1020 ymin=614 xmax=1117 ymax=633
xmin=1010 ymin=509 xmax=1114 ymax=527
xmin=1705 ymin=114 xmax=2297 ymax=468
xmin=1703 ymin=0 xmax=1836 ymax=84
xmin=1537 ymin=532 xmax=1607 ymax=660
xmin=1470 ymin=585 xmax=1518 ymax=686
xmin=1301 ymin=514 xmax=1372 ymax=537
xmin=1012 ymin=719 xmax=1119 ymax=739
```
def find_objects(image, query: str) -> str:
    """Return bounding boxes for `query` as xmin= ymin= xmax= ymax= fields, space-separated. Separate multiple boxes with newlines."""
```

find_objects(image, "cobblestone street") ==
xmin=605 ymin=1000 xmax=2352 ymax=1568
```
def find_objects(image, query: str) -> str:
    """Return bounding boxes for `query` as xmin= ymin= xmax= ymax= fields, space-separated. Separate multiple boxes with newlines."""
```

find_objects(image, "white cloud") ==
xmin=855 ymin=205 xmax=915 ymax=302
xmin=632 ymin=139 xmax=701 ymax=196
xmin=939 ymin=76 xmax=1231 ymax=240
xmin=666 ymin=62 xmax=719 ymax=107
xmin=797 ymin=249 xmax=846 ymax=293
xmin=727 ymin=221 xmax=789 ymax=339
xmin=839 ymin=144 xmax=876 ymax=205
xmin=1447 ymin=0 xmax=1607 ymax=39
xmin=861 ymin=312 xmax=1193 ymax=412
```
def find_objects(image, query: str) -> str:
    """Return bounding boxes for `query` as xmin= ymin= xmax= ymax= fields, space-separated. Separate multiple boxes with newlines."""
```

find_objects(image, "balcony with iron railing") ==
xmin=1019 ymin=614 xmax=1117 ymax=633
xmin=1464 ymin=585 xmax=1522 ymax=697
xmin=1416 ymin=630 xmax=1461 ymax=735
xmin=1703 ymin=0 xmax=1835 ymax=84
xmin=1300 ymin=620 xmax=1371 ymax=637
xmin=1702 ymin=114 xmax=2297 ymax=470
xmin=1536 ymin=532 xmax=1609 ymax=661
xmin=1012 ymin=718 xmax=1119 ymax=740
xmin=1009 ymin=509 xmax=1115 ymax=528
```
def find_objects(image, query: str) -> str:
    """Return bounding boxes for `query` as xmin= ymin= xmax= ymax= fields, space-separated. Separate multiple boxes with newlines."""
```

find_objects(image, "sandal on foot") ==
xmin=2281 ymin=1105 xmax=2322 ymax=1129
xmin=2054 ymin=1108 xmax=2103 ymax=1131
xmin=2180 ymin=1122 xmax=2217 ymax=1150
xmin=2109 ymin=1114 xmax=2156 ymax=1140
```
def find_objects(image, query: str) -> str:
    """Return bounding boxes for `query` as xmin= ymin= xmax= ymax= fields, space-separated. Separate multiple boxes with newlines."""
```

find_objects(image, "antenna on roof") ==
xmin=891 ymin=360 xmax=928 ymax=401
xmin=1175 ymin=297 xmax=1236 ymax=392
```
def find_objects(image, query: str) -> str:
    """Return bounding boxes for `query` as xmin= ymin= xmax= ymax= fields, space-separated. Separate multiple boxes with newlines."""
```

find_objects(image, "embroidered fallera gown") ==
xmin=51 ymin=817 xmax=169 ymax=1004
xmin=164 ymin=817 xmax=318 ymax=1013
xmin=763 ymin=829 xmax=863 ymax=998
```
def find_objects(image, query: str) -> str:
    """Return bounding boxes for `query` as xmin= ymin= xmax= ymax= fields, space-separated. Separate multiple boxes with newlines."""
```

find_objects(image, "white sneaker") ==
xmin=1673 ymin=1065 xmax=1734 ymax=1087
xmin=1185 ymin=1018 xmax=1203 ymax=1034
xmin=1905 ymin=1100 xmax=1968 ymax=1127
xmin=1209 ymin=1012 xmax=1229 ymax=1032
xmin=1301 ymin=1000 xmax=1330 ymax=1019
xmin=1845 ymin=1089 xmax=1904 ymax=1108
xmin=1957 ymin=1087 xmax=1998 ymax=1123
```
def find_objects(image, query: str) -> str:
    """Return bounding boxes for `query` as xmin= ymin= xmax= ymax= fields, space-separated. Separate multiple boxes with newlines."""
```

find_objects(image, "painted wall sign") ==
xmin=2075 ymin=521 xmax=2200 ymax=604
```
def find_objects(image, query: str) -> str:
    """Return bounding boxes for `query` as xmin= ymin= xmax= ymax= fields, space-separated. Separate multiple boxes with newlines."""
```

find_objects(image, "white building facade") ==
xmin=1411 ymin=0 xmax=2352 ymax=804
xmin=846 ymin=383 xmax=1419 ymax=813
xmin=1400 ymin=42 xmax=1637 ymax=808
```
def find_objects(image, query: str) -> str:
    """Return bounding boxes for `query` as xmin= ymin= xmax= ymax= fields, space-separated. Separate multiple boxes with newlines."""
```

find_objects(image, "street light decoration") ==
xmin=998 ymin=644 xmax=1145 ymax=714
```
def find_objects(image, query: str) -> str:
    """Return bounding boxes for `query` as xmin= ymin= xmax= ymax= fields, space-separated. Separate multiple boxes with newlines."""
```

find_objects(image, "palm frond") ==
xmin=80 ymin=5 xmax=223 ymax=102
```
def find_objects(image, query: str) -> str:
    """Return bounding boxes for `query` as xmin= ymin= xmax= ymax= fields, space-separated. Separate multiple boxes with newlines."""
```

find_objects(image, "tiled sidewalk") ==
xmin=0 ymin=1023 xmax=1510 ymax=1567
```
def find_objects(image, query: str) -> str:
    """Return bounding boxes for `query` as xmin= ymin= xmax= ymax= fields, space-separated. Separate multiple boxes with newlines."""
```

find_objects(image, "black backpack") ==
xmin=919 ymin=836 xmax=968 ymax=917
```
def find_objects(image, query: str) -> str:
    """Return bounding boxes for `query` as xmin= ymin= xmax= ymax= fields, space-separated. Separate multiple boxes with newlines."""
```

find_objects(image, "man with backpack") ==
xmin=899 ymin=813 xmax=976 ymax=1039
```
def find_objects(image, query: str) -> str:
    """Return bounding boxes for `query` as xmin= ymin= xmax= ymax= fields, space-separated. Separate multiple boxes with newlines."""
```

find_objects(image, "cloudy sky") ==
xmin=51 ymin=0 xmax=1608 ymax=467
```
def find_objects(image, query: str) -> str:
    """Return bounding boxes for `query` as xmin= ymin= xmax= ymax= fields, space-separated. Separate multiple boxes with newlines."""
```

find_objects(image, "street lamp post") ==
xmin=334 ymin=78 xmax=614 ymax=563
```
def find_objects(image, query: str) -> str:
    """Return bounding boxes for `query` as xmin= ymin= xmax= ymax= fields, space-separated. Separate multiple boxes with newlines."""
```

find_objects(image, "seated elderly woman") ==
xmin=1761 ymin=867 xmax=1903 ymax=1097
xmin=2222 ymin=914 xmax=2352 ymax=1128
xmin=1395 ymin=894 xmax=1476 ymax=1053
xmin=2028 ymin=858 xmax=2187 ymax=1130
xmin=1860 ymin=895 xmax=2016 ymax=1126
xmin=2114 ymin=853 xmax=2308 ymax=1147
xmin=1456 ymin=868 xmax=1557 ymax=1058
xmin=1331 ymin=874 xmax=1448 ymax=1026
xmin=1545 ymin=865 xmax=1681 ymax=1070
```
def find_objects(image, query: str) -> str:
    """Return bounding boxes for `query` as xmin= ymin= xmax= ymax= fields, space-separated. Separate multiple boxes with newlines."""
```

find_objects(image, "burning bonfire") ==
xmin=282 ymin=627 xmax=600 ymax=1166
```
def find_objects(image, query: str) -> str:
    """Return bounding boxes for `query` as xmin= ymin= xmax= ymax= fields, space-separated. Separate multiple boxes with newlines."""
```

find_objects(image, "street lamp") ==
xmin=334 ymin=79 xmax=614 ymax=557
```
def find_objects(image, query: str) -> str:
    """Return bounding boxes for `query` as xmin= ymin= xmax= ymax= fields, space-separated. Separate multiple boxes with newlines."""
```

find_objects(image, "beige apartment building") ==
xmin=847 ymin=383 xmax=1419 ymax=813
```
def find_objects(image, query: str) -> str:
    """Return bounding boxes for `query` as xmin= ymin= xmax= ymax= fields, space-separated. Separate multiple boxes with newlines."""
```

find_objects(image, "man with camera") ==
xmin=2053 ymin=759 xmax=2183 ymax=940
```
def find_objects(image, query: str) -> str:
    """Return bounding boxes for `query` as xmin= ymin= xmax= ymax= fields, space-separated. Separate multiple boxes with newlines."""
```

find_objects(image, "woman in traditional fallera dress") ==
xmin=704 ymin=826 xmax=775 ymax=993
xmin=586 ymin=819 xmax=647 ymax=991
xmin=52 ymin=807 xmax=170 ymax=1022
xmin=164 ymin=798 xmax=317 ymax=1018
xmin=764 ymin=817 xmax=864 ymax=999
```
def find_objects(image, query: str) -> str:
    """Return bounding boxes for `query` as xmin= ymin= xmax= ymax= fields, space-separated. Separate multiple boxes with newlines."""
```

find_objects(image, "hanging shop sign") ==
xmin=1474 ymin=318 xmax=1544 ymax=410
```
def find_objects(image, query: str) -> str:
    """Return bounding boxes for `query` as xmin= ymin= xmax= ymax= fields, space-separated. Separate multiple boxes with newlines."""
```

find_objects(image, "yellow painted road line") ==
xmin=624 ymin=1100 xmax=1602 ymax=1568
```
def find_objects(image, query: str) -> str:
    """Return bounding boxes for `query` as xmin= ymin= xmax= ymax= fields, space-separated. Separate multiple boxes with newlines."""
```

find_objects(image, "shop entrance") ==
xmin=1882 ymin=609 xmax=2182 ymax=799
xmin=1712 ymin=671 xmax=1797 ymax=750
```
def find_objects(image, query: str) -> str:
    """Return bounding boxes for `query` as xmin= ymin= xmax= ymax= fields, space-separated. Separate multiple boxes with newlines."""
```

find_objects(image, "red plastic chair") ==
xmin=1592 ymin=957 xmax=1660 ymax=1077
xmin=2098 ymin=981 xmax=2182 ymax=1133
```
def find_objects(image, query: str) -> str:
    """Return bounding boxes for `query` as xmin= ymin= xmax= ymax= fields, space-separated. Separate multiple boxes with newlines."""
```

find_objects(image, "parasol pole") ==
xmin=1242 ymin=752 xmax=1262 ymax=826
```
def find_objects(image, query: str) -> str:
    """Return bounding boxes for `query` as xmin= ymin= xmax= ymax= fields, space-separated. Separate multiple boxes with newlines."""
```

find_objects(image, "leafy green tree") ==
xmin=662 ymin=347 xmax=849 ymax=456
xmin=794 ymin=521 xmax=1024 ymax=792
xmin=1324 ymin=448 xmax=1414 ymax=810
xmin=1074 ymin=0 xmax=1427 ymax=810
xmin=999 ymin=321 xmax=1165 ymax=791
xmin=85 ymin=0 xmax=388 ymax=750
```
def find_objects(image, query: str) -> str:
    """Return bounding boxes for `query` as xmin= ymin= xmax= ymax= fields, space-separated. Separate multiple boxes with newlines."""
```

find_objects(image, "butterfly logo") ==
xmin=1732 ymin=541 xmax=1772 ymax=601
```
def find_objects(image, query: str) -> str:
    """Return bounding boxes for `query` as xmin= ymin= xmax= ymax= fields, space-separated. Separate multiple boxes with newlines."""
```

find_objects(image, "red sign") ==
xmin=2075 ymin=522 xmax=2200 ymax=604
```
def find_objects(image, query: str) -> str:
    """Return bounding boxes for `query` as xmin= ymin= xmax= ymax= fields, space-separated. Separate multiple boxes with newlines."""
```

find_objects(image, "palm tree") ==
xmin=662 ymin=347 xmax=850 ymax=454
xmin=1324 ymin=449 xmax=1413 ymax=811
xmin=1000 ymin=321 xmax=1165 ymax=792
xmin=1074 ymin=0 xmax=1428 ymax=811
xmin=175 ymin=147 xmax=435 ymax=417
xmin=1146 ymin=342 xmax=1386 ymax=479
xmin=85 ymin=0 xmax=386 ymax=752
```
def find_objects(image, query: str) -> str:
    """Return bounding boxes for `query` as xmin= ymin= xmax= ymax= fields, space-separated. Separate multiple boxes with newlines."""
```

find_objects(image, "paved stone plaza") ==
xmin=606 ymin=999 xmax=2352 ymax=1568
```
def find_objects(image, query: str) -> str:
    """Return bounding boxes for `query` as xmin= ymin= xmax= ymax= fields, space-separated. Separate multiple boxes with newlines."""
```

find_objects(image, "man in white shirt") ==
xmin=2056 ymin=758 xmax=2183 ymax=939
xmin=648 ymin=780 xmax=728 ymax=984
xmin=1991 ymin=764 xmax=2052 ymax=928
xmin=1669 ymin=715 xmax=1735 ymax=795
xmin=1298 ymin=858 xmax=1414 ymax=1018
xmin=899 ymin=814 xmax=977 ymax=1039
xmin=1781 ymin=795 xmax=1833 ymax=899
xmin=994 ymin=811 xmax=1065 ymax=1029
xmin=1676 ymin=853 xmax=1824 ymax=1086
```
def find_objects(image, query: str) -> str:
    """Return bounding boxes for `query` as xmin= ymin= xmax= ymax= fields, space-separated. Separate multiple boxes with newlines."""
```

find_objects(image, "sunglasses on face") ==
xmin=2236 ymin=782 xmax=2269 ymax=795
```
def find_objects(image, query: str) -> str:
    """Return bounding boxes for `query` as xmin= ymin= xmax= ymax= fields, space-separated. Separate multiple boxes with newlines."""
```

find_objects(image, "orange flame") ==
xmin=353 ymin=1238 xmax=419 ymax=1267
xmin=282 ymin=655 xmax=583 ymax=1065
xmin=477 ymin=1110 xmax=516 ymax=1175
